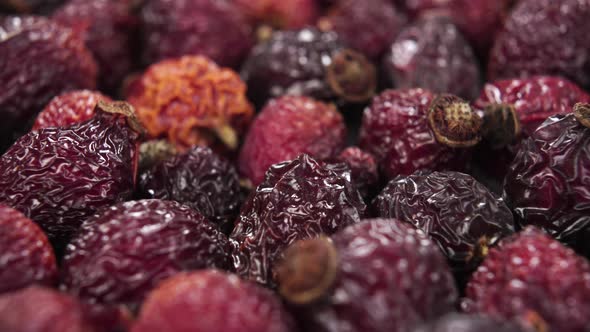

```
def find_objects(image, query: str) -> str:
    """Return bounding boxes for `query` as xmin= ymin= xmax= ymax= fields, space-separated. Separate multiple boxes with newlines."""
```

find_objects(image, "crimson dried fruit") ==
xmin=139 ymin=146 xmax=241 ymax=234
xmin=0 ymin=16 xmax=97 ymax=147
xmin=32 ymin=90 xmax=112 ymax=130
xmin=373 ymin=171 xmax=515 ymax=277
xmin=318 ymin=0 xmax=405 ymax=59
xmin=230 ymin=154 xmax=366 ymax=287
xmin=140 ymin=0 xmax=253 ymax=68
xmin=62 ymin=199 xmax=231 ymax=307
xmin=275 ymin=219 xmax=458 ymax=332
xmin=0 ymin=101 xmax=141 ymax=246
xmin=463 ymin=227 xmax=590 ymax=332
xmin=412 ymin=314 xmax=526 ymax=332
xmin=0 ymin=204 xmax=57 ymax=293
xmin=133 ymin=270 xmax=296 ymax=332
xmin=238 ymin=95 xmax=347 ymax=186
xmin=241 ymin=27 xmax=377 ymax=108
xmin=53 ymin=0 xmax=138 ymax=92
xmin=383 ymin=16 xmax=481 ymax=100
xmin=503 ymin=105 xmax=590 ymax=251
xmin=488 ymin=0 xmax=590 ymax=89
xmin=359 ymin=89 xmax=481 ymax=180
xmin=336 ymin=146 xmax=379 ymax=200
xmin=234 ymin=0 xmax=319 ymax=30
xmin=126 ymin=55 xmax=254 ymax=152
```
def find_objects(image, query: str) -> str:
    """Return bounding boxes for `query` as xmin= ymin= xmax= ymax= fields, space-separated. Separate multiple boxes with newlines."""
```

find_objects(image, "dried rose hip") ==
xmin=52 ymin=0 xmax=138 ymax=92
xmin=32 ymin=90 xmax=112 ymax=130
xmin=412 ymin=314 xmax=527 ymax=332
xmin=0 ymin=101 xmax=141 ymax=246
xmin=234 ymin=0 xmax=319 ymax=30
xmin=382 ymin=16 xmax=481 ymax=100
xmin=241 ymin=27 xmax=377 ymax=108
xmin=318 ymin=0 xmax=405 ymax=59
xmin=488 ymin=0 xmax=590 ymax=88
xmin=238 ymin=96 xmax=347 ymax=186
xmin=140 ymin=0 xmax=253 ymax=68
xmin=139 ymin=146 xmax=241 ymax=234
xmin=359 ymin=89 xmax=482 ymax=180
xmin=126 ymin=55 xmax=254 ymax=152
xmin=335 ymin=146 xmax=379 ymax=200
xmin=133 ymin=270 xmax=295 ymax=332
xmin=373 ymin=171 xmax=515 ymax=277
xmin=0 ymin=204 xmax=57 ymax=293
xmin=503 ymin=104 xmax=590 ymax=250
xmin=274 ymin=219 xmax=458 ymax=332
xmin=0 ymin=16 xmax=97 ymax=146
xmin=62 ymin=199 xmax=231 ymax=307
xmin=230 ymin=154 xmax=366 ymax=287
xmin=463 ymin=227 xmax=590 ymax=332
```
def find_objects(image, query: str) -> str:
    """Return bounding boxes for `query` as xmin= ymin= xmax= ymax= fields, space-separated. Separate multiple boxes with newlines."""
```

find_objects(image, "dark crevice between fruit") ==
xmin=274 ymin=236 xmax=338 ymax=305
xmin=573 ymin=103 xmax=590 ymax=129
xmin=138 ymin=140 xmax=178 ymax=173
xmin=326 ymin=49 xmax=377 ymax=103
xmin=482 ymin=103 xmax=521 ymax=149
xmin=428 ymin=94 xmax=482 ymax=148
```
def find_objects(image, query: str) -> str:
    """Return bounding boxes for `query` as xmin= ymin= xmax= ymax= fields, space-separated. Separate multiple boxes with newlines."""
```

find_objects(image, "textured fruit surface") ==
xmin=0 ymin=102 xmax=140 ymax=245
xmin=383 ymin=16 xmax=480 ymax=100
xmin=0 ymin=204 xmax=57 ymax=293
xmin=318 ymin=0 xmax=405 ymax=59
xmin=140 ymin=0 xmax=253 ymax=68
xmin=32 ymin=90 xmax=112 ymax=130
xmin=234 ymin=0 xmax=319 ymax=29
xmin=488 ymin=0 xmax=590 ymax=88
xmin=464 ymin=227 xmax=590 ymax=332
xmin=504 ymin=113 xmax=590 ymax=247
xmin=0 ymin=16 xmax=97 ymax=145
xmin=230 ymin=154 xmax=365 ymax=286
xmin=126 ymin=55 xmax=254 ymax=152
xmin=62 ymin=199 xmax=230 ymax=307
xmin=336 ymin=146 xmax=379 ymax=200
xmin=239 ymin=96 xmax=346 ymax=186
xmin=53 ymin=0 xmax=138 ymax=92
xmin=139 ymin=146 xmax=241 ymax=234
xmin=374 ymin=171 xmax=515 ymax=273
xmin=412 ymin=314 xmax=526 ymax=332
xmin=278 ymin=219 xmax=457 ymax=332
xmin=359 ymin=89 xmax=472 ymax=179
xmin=133 ymin=270 xmax=295 ymax=332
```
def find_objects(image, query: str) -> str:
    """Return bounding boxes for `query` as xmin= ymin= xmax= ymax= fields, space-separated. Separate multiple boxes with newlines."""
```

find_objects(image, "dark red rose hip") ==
xmin=412 ymin=314 xmax=527 ymax=332
xmin=230 ymin=154 xmax=366 ymax=287
xmin=463 ymin=227 xmax=590 ymax=332
xmin=275 ymin=219 xmax=458 ymax=332
xmin=132 ymin=270 xmax=296 ymax=332
xmin=32 ymin=90 xmax=112 ymax=130
xmin=62 ymin=199 xmax=231 ymax=307
xmin=0 ymin=0 xmax=65 ymax=14
xmin=234 ymin=0 xmax=319 ymax=30
xmin=335 ymin=146 xmax=379 ymax=200
xmin=0 ymin=204 xmax=57 ymax=294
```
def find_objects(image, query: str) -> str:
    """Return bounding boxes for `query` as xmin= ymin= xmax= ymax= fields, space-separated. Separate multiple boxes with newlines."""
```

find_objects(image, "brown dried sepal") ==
xmin=326 ymin=49 xmax=377 ymax=103
xmin=428 ymin=94 xmax=482 ymax=148
xmin=573 ymin=103 xmax=590 ymax=129
xmin=482 ymin=103 xmax=521 ymax=149
xmin=97 ymin=100 xmax=146 ymax=136
xmin=274 ymin=236 xmax=338 ymax=305
xmin=138 ymin=139 xmax=178 ymax=173
xmin=522 ymin=310 xmax=549 ymax=332
xmin=466 ymin=236 xmax=491 ymax=264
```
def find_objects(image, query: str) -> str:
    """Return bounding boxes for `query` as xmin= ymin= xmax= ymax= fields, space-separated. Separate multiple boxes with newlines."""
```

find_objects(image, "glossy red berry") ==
xmin=231 ymin=154 xmax=366 ymax=287
xmin=32 ymin=90 xmax=112 ymax=130
xmin=0 ymin=204 xmax=57 ymax=294
xmin=239 ymin=96 xmax=347 ymax=186
xmin=234 ymin=0 xmax=319 ymax=30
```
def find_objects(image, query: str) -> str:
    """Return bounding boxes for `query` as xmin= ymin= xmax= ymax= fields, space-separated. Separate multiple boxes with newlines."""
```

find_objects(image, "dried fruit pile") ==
xmin=1 ymin=0 xmax=590 ymax=331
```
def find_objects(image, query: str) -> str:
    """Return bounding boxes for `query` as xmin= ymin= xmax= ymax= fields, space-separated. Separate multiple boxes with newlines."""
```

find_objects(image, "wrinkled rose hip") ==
xmin=32 ymin=90 xmax=112 ymax=130
xmin=335 ymin=146 xmax=379 ymax=200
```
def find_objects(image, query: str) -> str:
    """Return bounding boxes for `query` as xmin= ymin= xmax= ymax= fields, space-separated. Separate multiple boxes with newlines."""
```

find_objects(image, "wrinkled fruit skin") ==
xmin=234 ymin=0 xmax=319 ymax=29
xmin=62 ymin=199 xmax=230 ymax=307
xmin=359 ymin=89 xmax=470 ymax=180
xmin=0 ymin=205 xmax=57 ymax=293
xmin=126 ymin=55 xmax=254 ymax=152
xmin=319 ymin=0 xmax=405 ymax=59
xmin=373 ymin=171 xmax=515 ymax=275
xmin=231 ymin=154 xmax=366 ymax=286
xmin=383 ymin=16 xmax=481 ymax=100
xmin=0 ymin=107 xmax=140 ymax=246
xmin=412 ymin=314 xmax=526 ymax=332
xmin=140 ymin=0 xmax=253 ymax=68
xmin=463 ymin=227 xmax=590 ymax=332
xmin=239 ymin=96 xmax=346 ymax=186
xmin=293 ymin=219 xmax=458 ymax=332
xmin=133 ymin=270 xmax=296 ymax=332
xmin=139 ymin=146 xmax=241 ymax=234
xmin=0 ymin=16 xmax=97 ymax=147
xmin=504 ymin=113 xmax=590 ymax=248
xmin=488 ymin=0 xmax=590 ymax=89
xmin=336 ymin=146 xmax=379 ymax=200
xmin=53 ymin=0 xmax=138 ymax=92
xmin=32 ymin=90 xmax=112 ymax=130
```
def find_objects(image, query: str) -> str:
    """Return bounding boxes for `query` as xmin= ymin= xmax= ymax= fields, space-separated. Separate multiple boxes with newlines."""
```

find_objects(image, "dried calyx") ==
xmin=274 ymin=236 xmax=338 ymax=305
xmin=97 ymin=100 xmax=145 ymax=136
xmin=428 ymin=94 xmax=482 ymax=148
xmin=326 ymin=49 xmax=376 ymax=103
xmin=482 ymin=104 xmax=521 ymax=149
xmin=466 ymin=236 xmax=491 ymax=264
xmin=574 ymin=103 xmax=590 ymax=129
xmin=138 ymin=140 xmax=178 ymax=172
